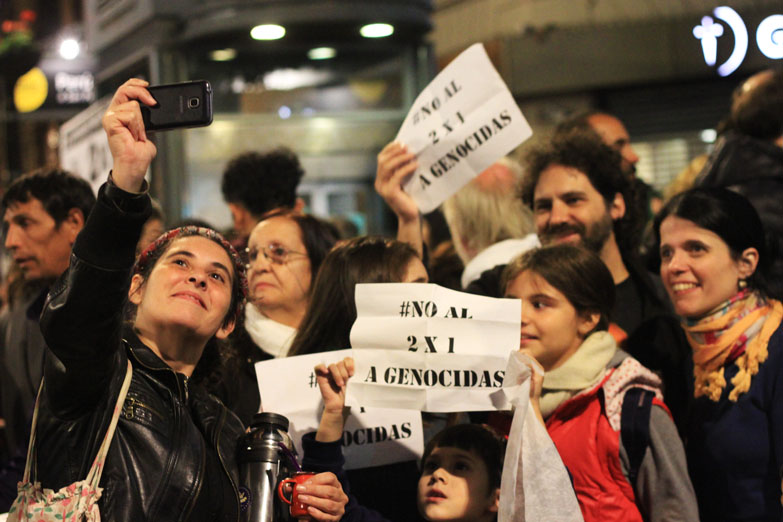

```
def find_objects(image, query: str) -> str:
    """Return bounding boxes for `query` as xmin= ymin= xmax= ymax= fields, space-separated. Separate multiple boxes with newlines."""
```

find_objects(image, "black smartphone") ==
xmin=141 ymin=80 xmax=213 ymax=131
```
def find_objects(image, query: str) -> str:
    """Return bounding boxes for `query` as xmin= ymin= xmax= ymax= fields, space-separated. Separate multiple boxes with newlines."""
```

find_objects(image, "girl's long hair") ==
xmin=288 ymin=236 xmax=420 ymax=356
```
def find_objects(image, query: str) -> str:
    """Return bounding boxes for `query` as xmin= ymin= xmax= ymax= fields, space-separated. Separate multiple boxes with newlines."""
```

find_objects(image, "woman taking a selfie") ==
xmin=655 ymin=187 xmax=783 ymax=521
xmin=13 ymin=79 xmax=347 ymax=521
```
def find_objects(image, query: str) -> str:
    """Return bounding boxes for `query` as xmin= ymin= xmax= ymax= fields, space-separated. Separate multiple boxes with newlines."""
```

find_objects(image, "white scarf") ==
xmin=539 ymin=331 xmax=618 ymax=418
xmin=244 ymin=304 xmax=297 ymax=358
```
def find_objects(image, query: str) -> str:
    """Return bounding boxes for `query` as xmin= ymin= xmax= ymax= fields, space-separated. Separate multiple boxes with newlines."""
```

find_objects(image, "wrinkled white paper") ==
xmin=255 ymin=350 xmax=423 ymax=470
xmin=499 ymin=352 xmax=583 ymax=522
xmin=395 ymin=43 xmax=533 ymax=213
xmin=348 ymin=283 xmax=520 ymax=412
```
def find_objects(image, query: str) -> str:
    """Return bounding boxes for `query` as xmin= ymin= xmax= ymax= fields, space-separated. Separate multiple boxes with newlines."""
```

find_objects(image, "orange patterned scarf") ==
xmin=684 ymin=290 xmax=783 ymax=402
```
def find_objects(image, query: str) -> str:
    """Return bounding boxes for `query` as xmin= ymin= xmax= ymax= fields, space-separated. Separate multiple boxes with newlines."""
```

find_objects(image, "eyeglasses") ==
xmin=246 ymin=242 xmax=307 ymax=267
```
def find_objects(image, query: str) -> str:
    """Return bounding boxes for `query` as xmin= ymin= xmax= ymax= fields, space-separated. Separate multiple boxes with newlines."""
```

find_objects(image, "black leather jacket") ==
xmin=35 ymin=180 xmax=244 ymax=521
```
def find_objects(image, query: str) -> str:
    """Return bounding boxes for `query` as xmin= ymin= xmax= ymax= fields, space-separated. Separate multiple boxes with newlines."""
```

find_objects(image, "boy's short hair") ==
xmin=422 ymin=424 xmax=505 ymax=492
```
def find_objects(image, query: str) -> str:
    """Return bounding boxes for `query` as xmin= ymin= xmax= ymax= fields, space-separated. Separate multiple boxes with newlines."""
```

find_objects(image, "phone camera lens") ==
xmin=188 ymin=97 xmax=200 ymax=109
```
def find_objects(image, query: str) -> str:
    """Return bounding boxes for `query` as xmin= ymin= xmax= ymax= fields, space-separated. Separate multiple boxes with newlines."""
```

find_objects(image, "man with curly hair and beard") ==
xmin=519 ymin=131 xmax=667 ymax=344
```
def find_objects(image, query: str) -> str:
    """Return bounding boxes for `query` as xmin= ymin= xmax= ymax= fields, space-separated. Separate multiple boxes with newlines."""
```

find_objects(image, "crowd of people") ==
xmin=0 ymin=67 xmax=779 ymax=521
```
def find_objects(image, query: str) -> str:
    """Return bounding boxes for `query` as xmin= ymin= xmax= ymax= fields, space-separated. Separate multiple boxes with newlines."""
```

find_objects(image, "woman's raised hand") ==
xmin=102 ymin=78 xmax=158 ymax=193
xmin=314 ymin=357 xmax=355 ymax=442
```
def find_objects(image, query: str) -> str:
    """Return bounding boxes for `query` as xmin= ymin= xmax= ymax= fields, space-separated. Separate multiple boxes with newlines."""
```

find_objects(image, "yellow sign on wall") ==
xmin=14 ymin=67 xmax=49 ymax=113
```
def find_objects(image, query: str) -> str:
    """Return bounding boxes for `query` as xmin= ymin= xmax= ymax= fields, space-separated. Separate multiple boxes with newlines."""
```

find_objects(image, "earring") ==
xmin=738 ymin=279 xmax=748 ymax=290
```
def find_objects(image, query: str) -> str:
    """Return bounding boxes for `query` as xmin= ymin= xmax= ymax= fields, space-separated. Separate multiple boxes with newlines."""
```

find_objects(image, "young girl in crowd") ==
xmin=655 ymin=187 xmax=783 ymax=521
xmin=286 ymin=235 xmax=429 ymax=521
xmin=288 ymin=235 xmax=427 ymax=356
xmin=502 ymin=244 xmax=698 ymax=522
xmin=10 ymin=79 xmax=347 ymax=521
xmin=302 ymin=357 xmax=503 ymax=522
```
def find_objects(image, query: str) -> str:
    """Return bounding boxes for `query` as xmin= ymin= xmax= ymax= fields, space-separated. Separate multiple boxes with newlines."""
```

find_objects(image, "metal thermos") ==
xmin=237 ymin=412 xmax=295 ymax=522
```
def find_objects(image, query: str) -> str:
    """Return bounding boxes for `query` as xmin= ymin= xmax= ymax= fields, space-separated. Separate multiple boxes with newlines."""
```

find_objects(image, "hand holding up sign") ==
xmin=375 ymin=142 xmax=423 ymax=258
xmin=315 ymin=357 xmax=355 ymax=443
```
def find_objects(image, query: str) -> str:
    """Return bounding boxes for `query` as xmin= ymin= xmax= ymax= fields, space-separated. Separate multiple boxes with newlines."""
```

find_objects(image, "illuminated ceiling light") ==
xmin=264 ymin=68 xmax=332 ymax=90
xmin=210 ymin=48 xmax=237 ymax=61
xmin=251 ymin=24 xmax=286 ymax=40
xmin=308 ymin=47 xmax=336 ymax=60
xmin=59 ymin=38 xmax=80 ymax=60
xmin=360 ymin=23 xmax=394 ymax=38
xmin=278 ymin=105 xmax=292 ymax=119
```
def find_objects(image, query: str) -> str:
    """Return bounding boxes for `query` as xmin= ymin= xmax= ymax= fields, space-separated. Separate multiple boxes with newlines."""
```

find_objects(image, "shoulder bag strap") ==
xmin=21 ymin=382 xmax=44 ymax=483
xmin=85 ymin=360 xmax=134 ymax=488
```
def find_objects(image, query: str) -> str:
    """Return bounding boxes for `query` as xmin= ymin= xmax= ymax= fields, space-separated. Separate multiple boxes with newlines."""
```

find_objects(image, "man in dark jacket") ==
xmin=696 ymin=69 xmax=783 ymax=299
xmin=0 ymin=169 xmax=94 ymax=509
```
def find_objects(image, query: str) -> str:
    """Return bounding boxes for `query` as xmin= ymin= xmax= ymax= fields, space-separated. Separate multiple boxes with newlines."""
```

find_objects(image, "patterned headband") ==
xmin=134 ymin=226 xmax=248 ymax=321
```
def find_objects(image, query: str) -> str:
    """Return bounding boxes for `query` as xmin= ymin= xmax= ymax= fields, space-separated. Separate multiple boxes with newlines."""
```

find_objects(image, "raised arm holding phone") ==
xmin=8 ymin=79 xmax=346 ymax=521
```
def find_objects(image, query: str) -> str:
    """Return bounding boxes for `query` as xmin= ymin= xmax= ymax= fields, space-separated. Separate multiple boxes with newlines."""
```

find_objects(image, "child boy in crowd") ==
xmin=300 ymin=357 xmax=503 ymax=522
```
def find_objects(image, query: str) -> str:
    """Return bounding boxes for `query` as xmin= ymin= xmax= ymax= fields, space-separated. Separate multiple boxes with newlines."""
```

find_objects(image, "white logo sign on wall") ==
xmin=694 ymin=6 xmax=783 ymax=76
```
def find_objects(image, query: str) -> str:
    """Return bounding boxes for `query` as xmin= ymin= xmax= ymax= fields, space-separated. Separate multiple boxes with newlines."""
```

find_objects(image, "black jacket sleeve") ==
xmin=40 ymin=177 xmax=151 ymax=418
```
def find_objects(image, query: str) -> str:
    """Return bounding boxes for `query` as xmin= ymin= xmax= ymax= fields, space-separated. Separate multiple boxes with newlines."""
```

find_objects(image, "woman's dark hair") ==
xmin=654 ymin=187 xmax=772 ymax=297
xmin=258 ymin=209 xmax=340 ymax=282
xmin=128 ymin=226 xmax=248 ymax=387
xmin=287 ymin=236 xmax=421 ymax=356
xmin=422 ymin=423 xmax=505 ymax=493
xmin=502 ymin=244 xmax=615 ymax=331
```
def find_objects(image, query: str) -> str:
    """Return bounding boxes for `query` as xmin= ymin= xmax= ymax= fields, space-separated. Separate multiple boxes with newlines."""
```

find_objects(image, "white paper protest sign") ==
xmin=396 ymin=43 xmax=533 ymax=213
xmin=348 ymin=283 xmax=521 ymax=412
xmin=255 ymin=350 xmax=423 ymax=470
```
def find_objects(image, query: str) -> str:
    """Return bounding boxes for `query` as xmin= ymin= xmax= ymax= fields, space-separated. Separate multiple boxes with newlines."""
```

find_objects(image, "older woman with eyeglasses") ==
xmin=244 ymin=210 xmax=338 ymax=357
xmin=216 ymin=209 xmax=337 ymax=424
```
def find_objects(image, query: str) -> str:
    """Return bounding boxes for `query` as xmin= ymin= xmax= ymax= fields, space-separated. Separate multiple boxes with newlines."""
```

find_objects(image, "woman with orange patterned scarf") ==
xmin=656 ymin=187 xmax=783 ymax=521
